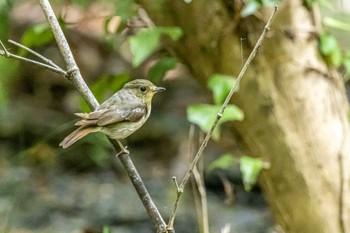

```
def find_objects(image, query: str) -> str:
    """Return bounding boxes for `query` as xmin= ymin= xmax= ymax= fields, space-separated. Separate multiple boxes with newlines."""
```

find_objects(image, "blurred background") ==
xmin=0 ymin=0 xmax=350 ymax=233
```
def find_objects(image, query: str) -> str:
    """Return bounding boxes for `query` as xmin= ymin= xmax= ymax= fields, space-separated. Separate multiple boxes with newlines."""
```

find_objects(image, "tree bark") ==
xmin=140 ymin=0 xmax=350 ymax=232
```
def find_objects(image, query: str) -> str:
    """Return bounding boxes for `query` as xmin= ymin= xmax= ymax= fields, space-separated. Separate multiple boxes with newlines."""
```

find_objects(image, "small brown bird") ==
xmin=59 ymin=79 xmax=165 ymax=149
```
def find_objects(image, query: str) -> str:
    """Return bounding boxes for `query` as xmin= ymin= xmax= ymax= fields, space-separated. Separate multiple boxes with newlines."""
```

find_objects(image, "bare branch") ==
xmin=190 ymin=129 xmax=209 ymax=233
xmin=172 ymin=176 xmax=180 ymax=191
xmin=1 ymin=5 xmax=167 ymax=231
xmin=8 ymin=39 xmax=61 ymax=70
xmin=166 ymin=5 xmax=278 ymax=231
xmin=38 ymin=0 xmax=99 ymax=110
xmin=31 ymin=0 xmax=166 ymax=232
xmin=0 ymin=40 xmax=66 ymax=76
xmin=192 ymin=166 xmax=209 ymax=233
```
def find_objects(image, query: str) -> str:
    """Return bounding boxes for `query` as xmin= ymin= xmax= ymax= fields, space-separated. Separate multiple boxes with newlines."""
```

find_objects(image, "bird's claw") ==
xmin=116 ymin=146 xmax=129 ymax=156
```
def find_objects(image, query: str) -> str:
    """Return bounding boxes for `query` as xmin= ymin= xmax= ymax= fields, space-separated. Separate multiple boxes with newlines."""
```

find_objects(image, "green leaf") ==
xmin=115 ymin=0 xmax=135 ymax=21
xmin=208 ymin=74 xmax=236 ymax=105
xmin=130 ymin=27 xmax=182 ymax=67
xmin=148 ymin=57 xmax=177 ymax=83
xmin=187 ymin=104 xmax=244 ymax=141
xmin=319 ymin=33 xmax=338 ymax=55
xmin=102 ymin=225 xmax=111 ymax=233
xmin=240 ymin=156 xmax=264 ymax=192
xmin=157 ymin=27 xmax=183 ymax=41
xmin=21 ymin=23 xmax=54 ymax=51
xmin=130 ymin=29 xmax=160 ymax=67
xmin=208 ymin=153 xmax=236 ymax=171
xmin=319 ymin=33 xmax=342 ymax=68
xmin=329 ymin=47 xmax=342 ymax=67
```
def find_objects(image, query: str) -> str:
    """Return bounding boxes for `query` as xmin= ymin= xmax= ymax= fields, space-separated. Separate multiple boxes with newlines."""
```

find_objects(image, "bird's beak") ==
xmin=154 ymin=86 xmax=166 ymax=92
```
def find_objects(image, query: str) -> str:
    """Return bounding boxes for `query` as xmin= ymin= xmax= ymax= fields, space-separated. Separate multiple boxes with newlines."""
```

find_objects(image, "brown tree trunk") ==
xmin=140 ymin=0 xmax=350 ymax=232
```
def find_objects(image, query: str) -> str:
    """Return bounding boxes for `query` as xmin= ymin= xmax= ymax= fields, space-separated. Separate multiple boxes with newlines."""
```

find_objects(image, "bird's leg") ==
xmin=116 ymin=140 xmax=129 ymax=156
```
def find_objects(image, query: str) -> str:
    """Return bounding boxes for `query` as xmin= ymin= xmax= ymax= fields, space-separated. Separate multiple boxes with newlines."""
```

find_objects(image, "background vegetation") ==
xmin=1 ymin=0 xmax=350 ymax=232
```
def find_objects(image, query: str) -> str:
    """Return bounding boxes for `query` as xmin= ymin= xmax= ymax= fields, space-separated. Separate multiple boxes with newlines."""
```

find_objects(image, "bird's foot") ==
xmin=116 ymin=146 xmax=129 ymax=157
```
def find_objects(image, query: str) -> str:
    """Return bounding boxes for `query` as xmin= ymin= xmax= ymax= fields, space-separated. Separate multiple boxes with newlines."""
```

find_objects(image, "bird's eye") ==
xmin=139 ymin=86 xmax=147 ymax=92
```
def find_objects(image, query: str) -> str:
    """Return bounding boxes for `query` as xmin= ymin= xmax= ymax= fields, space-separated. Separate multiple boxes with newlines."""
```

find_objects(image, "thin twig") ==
xmin=8 ymin=39 xmax=62 ymax=70
xmin=0 ymin=40 xmax=67 ymax=76
xmin=166 ymin=176 xmax=181 ymax=233
xmin=192 ymin=166 xmax=207 ymax=233
xmin=189 ymin=127 xmax=203 ymax=232
xmin=191 ymin=129 xmax=209 ymax=233
xmin=166 ymin=5 xmax=278 ymax=231
xmin=196 ymin=165 xmax=209 ymax=232
xmin=188 ymin=127 xmax=209 ymax=233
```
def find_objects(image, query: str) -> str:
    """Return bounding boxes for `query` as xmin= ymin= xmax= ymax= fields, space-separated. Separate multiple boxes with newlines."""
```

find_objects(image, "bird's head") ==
xmin=123 ymin=79 xmax=165 ymax=104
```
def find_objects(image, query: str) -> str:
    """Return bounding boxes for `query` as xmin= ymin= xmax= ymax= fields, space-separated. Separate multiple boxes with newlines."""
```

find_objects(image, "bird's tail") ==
xmin=59 ymin=126 xmax=96 ymax=149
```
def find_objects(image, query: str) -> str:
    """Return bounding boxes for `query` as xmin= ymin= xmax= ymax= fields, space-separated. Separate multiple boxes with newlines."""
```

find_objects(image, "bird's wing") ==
xmin=74 ymin=98 xmax=147 ymax=127
xmin=96 ymin=104 xmax=146 ymax=126
xmin=79 ymin=101 xmax=145 ymax=126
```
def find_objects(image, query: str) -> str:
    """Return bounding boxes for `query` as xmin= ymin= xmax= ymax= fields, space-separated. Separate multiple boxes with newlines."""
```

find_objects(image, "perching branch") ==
xmin=38 ymin=0 xmax=99 ymax=110
xmin=0 ymin=0 xmax=166 ymax=232
xmin=166 ymin=5 xmax=278 ymax=231
xmin=37 ymin=0 xmax=166 ymax=231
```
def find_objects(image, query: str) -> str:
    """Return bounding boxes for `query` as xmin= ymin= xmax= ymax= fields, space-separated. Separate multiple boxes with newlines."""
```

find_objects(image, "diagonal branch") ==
xmin=38 ymin=0 xmax=99 ymax=110
xmin=166 ymin=5 xmax=278 ymax=232
xmin=0 ymin=0 xmax=166 ymax=232
xmin=37 ymin=0 xmax=166 ymax=232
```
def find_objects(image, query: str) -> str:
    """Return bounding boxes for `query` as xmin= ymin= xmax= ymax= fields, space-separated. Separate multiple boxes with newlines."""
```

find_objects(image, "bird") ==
xmin=59 ymin=79 xmax=165 ymax=149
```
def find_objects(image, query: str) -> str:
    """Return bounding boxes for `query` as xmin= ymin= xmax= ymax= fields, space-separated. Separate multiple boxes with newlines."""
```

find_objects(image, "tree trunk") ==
xmin=140 ymin=0 xmax=350 ymax=232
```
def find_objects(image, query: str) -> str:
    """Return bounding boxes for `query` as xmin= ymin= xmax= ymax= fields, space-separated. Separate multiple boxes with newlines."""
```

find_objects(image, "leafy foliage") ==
xmin=115 ymin=0 xmax=136 ymax=21
xmin=148 ymin=57 xmax=177 ymax=83
xmin=21 ymin=23 xmax=55 ymax=52
xmin=207 ymin=154 xmax=267 ymax=192
xmin=129 ymin=27 xmax=182 ymax=67
xmin=319 ymin=33 xmax=342 ymax=68
xmin=187 ymin=74 xmax=243 ymax=140
xmin=240 ymin=156 xmax=265 ymax=192
xmin=319 ymin=11 xmax=350 ymax=78
xmin=208 ymin=153 xmax=236 ymax=171
xmin=208 ymin=74 xmax=237 ymax=105
xmin=187 ymin=104 xmax=243 ymax=141
xmin=102 ymin=225 xmax=112 ymax=233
